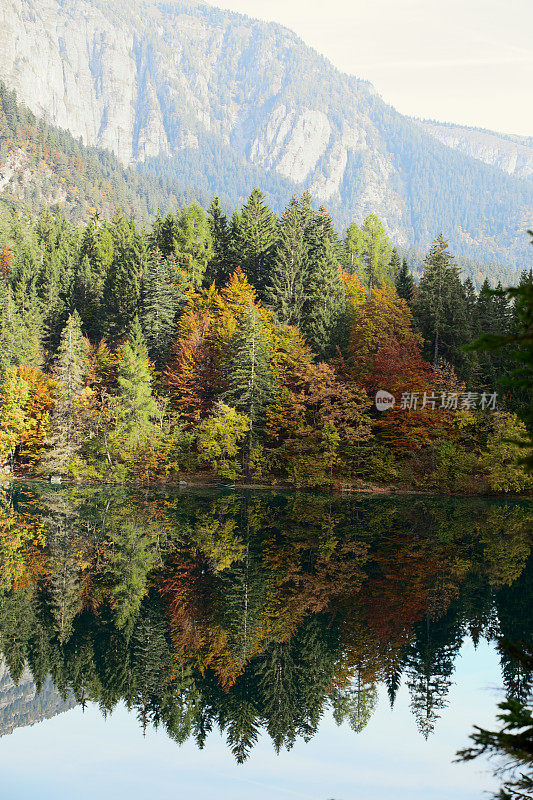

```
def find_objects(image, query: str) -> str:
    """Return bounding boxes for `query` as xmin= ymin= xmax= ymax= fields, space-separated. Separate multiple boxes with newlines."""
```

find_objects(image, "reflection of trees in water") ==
xmin=0 ymin=485 xmax=531 ymax=761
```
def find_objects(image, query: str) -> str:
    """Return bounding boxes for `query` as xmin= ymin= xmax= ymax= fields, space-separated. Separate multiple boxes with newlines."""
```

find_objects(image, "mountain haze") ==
xmin=1 ymin=0 xmax=532 ymax=266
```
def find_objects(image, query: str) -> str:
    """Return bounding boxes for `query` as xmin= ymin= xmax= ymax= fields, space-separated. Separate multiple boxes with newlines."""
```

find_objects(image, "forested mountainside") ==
xmin=419 ymin=120 xmax=533 ymax=179
xmin=0 ymin=662 xmax=76 ymax=737
xmin=1 ymin=0 xmax=532 ymax=268
xmin=0 ymin=82 xmax=187 ymax=222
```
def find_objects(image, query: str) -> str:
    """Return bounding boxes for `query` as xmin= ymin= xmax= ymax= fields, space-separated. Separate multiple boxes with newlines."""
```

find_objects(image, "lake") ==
xmin=0 ymin=484 xmax=531 ymax=799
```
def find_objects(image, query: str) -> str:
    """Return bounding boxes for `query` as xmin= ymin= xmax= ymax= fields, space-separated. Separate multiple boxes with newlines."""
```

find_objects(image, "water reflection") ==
xmin=0 ymin=485 xmax=531 ymax=762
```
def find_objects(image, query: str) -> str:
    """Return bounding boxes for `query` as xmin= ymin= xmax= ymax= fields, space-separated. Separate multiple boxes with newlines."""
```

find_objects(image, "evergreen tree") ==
xmin=389 ymin=247 xmax=401 ymax=279
xmin=40 ymin=311 xmax=88 ymax=473
xmin=140 ymin=247 xmax=182 ymax=368
xmin=232 ymin=189 xmax=277 ymax=297
xmin=175 ymin=203 xmax=213 ymax=287
xmin=0 ymin=283 xmax=43 ymax=376
xmin=103 ymin=213 xmax=145 ymax=345
xmin=223 ymin=308 xmax=274 ymax=463
xmin=413 ymin=234 xmax=472 ymax=377
xmin=395 ymin=257 xmax=414 ymax=304
xmin=361 ymin=214 xmax=393 ymax=291
xmin=266 ymin=198 xmax=307 ymax=327
xmin=205 ymin=196 xmax=233 ymax=286
xmin=116 ymin=319 xmax=158 ymax=449
xmin=302 ymin=208 xmax=344 ymax=357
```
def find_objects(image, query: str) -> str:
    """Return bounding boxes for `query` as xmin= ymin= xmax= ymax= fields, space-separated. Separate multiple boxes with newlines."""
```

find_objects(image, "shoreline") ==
xmin=3 ymin=473 xmax=532 ymax=500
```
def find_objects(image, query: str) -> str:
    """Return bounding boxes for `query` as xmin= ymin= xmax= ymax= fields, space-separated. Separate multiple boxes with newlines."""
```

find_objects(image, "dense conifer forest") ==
xmin=0 ymin=187 xmax=531 ymax=493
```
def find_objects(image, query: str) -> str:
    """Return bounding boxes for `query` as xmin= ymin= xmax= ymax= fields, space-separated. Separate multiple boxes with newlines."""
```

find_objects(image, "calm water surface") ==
xmin=0 ymin=484 xmax=531 ymax=799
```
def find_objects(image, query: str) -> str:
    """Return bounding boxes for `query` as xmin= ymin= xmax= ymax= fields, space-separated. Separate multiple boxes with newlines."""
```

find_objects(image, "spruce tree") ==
xmin=389 ymin=247 xmax=401 ymax=279
xmin=205 ymin=196 xmax=233 ymax=286
xmin=413 ymin=234 xmax=472 ymax=377
xmin=395 ymin=257 xmax=414 ymax=303
xmin=141 ymin=247 xmax=182 ymax=368
xmin=266 ymin=197 xmax=307 ymax=327
xmin=232 ymin=189 xmax=277 ymax=297
xmin=116 ymin=319 xmax=158 ymax=449
xmin=302 ymin=208 xmax=345 ymax=357
xmin=41 ymin=311 xmax=88 ymax=473
xmin=223 ymin=308 xmax=274 ymax=462
xmin=103 ymin=213 xmax=145 ymax=345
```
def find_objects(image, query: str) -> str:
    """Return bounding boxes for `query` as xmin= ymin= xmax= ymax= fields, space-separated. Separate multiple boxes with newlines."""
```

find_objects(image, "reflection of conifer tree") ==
xmin=256 ymin=641 xmax=298 ymax=752
xmin=44 ymin=493 xmax=83 ymax=645
xmin=331 ymin=673 xmax=378 ymax=733
xmin=385 ymin=662 xmax=403 ymax=709
xmin=105 ymin=517 xmax=156 ymax=632
xmin=406 ymin=610 xmax=463 ymax=738
xmin=496 ymin=557 xmax=533 ymax=701
xmin=0 ymin=587 xmax=36 ymax=683
xmin=130 ymin=593 xmax=175 ymax=730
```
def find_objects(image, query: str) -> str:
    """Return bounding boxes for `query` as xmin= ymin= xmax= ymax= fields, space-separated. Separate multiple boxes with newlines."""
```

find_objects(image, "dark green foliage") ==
xmin=223 ymin=308 xmax=274 ymax=444
xmin=266 ymin=196 xmax=308 ymax=326
xmin=205 ymin=196 xmax=233 ymax=286
xmin=414 ymin=234 xmax=473 ymax=376
xmin=232 ymin=189 xmax=277 ymax=297
xmin=395 ymin=257 xmax=414 ymax=304
xmin=103 ymin=213 xmax=145 ymax=345
xmin=302 ymin=207 xmax=345 ymax=357
xmin=141 ymin=248 xmax=183 ymax=368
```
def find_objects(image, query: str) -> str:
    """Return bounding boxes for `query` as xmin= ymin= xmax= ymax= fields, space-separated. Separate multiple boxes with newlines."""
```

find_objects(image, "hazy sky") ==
xmin=205 ymin=0 xmax=533 ymax=137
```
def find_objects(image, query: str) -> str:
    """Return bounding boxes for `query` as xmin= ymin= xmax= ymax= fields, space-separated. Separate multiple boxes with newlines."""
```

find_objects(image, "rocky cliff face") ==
xmin=420 ymin=121 xmax=533 ymax=179
xmin=0 ymin=660 xmax=76 ymax=737
xmin=0 ymin=0 xmax=532 ymax=266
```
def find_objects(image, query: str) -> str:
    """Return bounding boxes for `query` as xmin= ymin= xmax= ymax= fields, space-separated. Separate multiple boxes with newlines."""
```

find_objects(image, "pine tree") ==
xmin=205 ymin=196 xmax=233 ymax=286
xmin=266 ymin=198 xmax=307 ymax=326
xmin=413 ymin=234 xmax=472 ymax=377
xmin=223 ymin=308 xmax=274 ymax=464
xmin=302 ymin=208 xmax=344 ymax=357
xmin=395 ymin=257 xmax=414 ymax=303
xmin=103 ymin=213 xmax=145 ymax=345
xmin=116 ymin=319 xmax=158 ymax=449
xmin=141 ymin=247 xmax=182 ymax=368
xmin=40 ymin=311 xmax=88 ymax=473
xmin=389 ymin=247 xmax=401 ymax=279
xmin=232 ymin=189 xmax=277 ymax=297
xmin=72 ymin=216 xmax=109 ymax=340
xmin=361 ymin=214 xmax=393 ymax=291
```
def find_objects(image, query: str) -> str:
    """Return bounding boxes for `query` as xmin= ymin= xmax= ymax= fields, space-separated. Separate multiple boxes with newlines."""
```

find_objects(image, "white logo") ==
xmin=375 ymin=390 xmax=396 ymax=411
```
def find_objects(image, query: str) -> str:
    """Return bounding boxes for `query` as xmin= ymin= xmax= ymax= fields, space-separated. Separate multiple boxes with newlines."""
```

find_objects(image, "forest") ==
xmin=0 ymin=189 xmax=531 ymax=493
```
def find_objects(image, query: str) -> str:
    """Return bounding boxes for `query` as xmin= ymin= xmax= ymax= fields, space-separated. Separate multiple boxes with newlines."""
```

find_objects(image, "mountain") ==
xmin=0 ymin=80 xmax=192 ymax=222
xmin=419 ymin=120 xmax=533 ymax=179
xmin=0 ymin=0 xmax=532 ymax=267
xmin=0 ymin=661 xmax=76 ymax=737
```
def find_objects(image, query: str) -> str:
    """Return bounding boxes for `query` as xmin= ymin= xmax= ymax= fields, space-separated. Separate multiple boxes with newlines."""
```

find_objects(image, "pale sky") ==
xmin=205 ymin=0 xmax=533 ymax=138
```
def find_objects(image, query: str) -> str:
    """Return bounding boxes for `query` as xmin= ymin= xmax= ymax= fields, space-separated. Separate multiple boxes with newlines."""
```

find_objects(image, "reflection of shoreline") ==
xmin=5 ymin=476 xmax=533 ymax=499
xmin=0 ymin=661 xmax=77 ymax=738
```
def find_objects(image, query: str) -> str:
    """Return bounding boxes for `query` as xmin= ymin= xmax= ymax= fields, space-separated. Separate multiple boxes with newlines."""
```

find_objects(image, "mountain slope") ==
xmin=0 ymin=0 xmax=532 ymax=266
xmin=0 ymin=661 xmax=76 ymax=737
xmin=419 ymin=120 xmax=533 ymax=179
xmin=0 ymin=80 xmax=181 ymax=221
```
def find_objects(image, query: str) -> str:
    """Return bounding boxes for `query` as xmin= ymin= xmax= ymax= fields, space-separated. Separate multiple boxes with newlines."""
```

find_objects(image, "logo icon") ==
xmin=375 ymin=390 xmax=395 ymax=411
